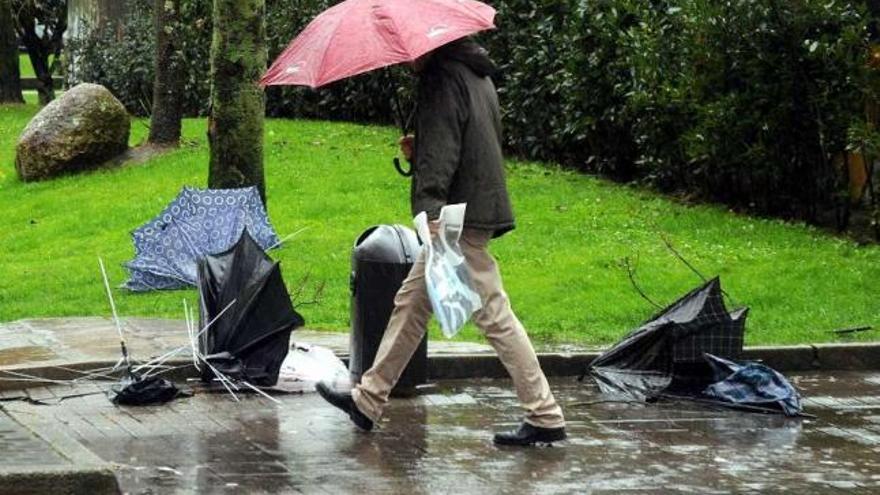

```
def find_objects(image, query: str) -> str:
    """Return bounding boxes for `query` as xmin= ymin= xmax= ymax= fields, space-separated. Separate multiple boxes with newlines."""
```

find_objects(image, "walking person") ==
xmin=316 ymin=38 xmax=566 ymax=446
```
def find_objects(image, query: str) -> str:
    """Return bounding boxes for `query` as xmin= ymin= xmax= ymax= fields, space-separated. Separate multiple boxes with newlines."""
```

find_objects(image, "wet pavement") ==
xmin=2 ymin=372 xmax=880 ymax=494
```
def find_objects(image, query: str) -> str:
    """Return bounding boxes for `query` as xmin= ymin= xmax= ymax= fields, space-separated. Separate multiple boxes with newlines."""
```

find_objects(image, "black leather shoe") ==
xmin=315 ymin=382 xmax=374 ymax=432
xmin=493 ymin=422 xmax=566 ymax=446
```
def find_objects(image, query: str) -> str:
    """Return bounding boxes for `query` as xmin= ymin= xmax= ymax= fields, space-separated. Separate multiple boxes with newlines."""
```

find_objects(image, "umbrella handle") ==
xmin=394 ymin=157 xmax=413 ymax=177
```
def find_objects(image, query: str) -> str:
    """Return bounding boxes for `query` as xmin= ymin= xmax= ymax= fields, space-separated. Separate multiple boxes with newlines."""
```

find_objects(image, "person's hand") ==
xmin=398 ymin=135 xmax=415 ymax=162
xmin=428 ymin=220 xmax=440 ymax=237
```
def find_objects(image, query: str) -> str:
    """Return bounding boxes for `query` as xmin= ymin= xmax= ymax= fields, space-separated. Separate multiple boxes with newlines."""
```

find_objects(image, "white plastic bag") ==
xmin=268 ymin=343 xmax=350 ymax=393
xmin=414 ymin=203 xmax=483 ymax=338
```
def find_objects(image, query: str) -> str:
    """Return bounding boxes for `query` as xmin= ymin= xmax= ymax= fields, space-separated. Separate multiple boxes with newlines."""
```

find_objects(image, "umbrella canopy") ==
xmin=110 ymin=375 xmax=190 ymax=406
xmin=125 ymin=186 xmax=279 ymax=291
xmin=261 ymin=0 xmax=496 ymax=88
xmin=703 ymin=354 xmax=803 ymax=416
xmin=197 ymin=230 xmax=305 ymax=387
xmin=589 ymin=278 xmax=747 ymax=399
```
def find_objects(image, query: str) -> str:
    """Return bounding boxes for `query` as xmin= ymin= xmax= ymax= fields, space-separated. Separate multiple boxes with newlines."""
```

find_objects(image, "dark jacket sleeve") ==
xmin=413 ymin=76 xmax=466 ymax=220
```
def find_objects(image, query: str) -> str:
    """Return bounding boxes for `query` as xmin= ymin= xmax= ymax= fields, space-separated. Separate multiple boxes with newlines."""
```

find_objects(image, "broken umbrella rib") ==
xmin=134 ymin=299 xmax=237 ymax=377
xmin=99 ymin=257 xmax=133 ymax=373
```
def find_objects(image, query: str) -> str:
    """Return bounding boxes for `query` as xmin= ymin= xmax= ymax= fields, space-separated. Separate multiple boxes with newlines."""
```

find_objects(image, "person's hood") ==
xmin=430 ymin=38 xmax=497 ymax=78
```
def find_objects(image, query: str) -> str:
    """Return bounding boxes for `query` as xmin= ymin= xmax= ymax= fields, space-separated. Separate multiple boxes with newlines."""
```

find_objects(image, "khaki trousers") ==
xmin=352 ymin=228 xmax=565 ymax=429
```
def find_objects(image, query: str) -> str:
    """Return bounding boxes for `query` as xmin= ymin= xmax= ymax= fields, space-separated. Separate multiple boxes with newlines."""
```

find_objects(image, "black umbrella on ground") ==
xmin=111 ymin=375 xmax=190 ymax=406
xmin=197 ymin=230 xmax=305 ymax=387
xmin=588 ymin=277 xmax=747 ymax=400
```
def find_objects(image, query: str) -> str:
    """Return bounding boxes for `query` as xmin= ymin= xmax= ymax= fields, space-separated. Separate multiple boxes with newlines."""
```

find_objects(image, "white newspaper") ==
xmin=414 ymin=203 xmax=483 ymax=338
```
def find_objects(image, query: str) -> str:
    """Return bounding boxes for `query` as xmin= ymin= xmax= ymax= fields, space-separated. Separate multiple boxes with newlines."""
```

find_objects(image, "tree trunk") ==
xmin=26 ymin=49 xmax=54 ymax=104
xmin=207 ymin=0 xmax=266 ymax=202
xmin=0 ymin=0 xmax=23 ymax=103
xmin=14 ymin=0 xmax=65 ymax=105
xmin=148 ymin=0 xmax=183 ymax=146
xmin=869 ymin=1 xmax=880 ymax=41
xmin=66 ymin=0 xmax=129 ymax=82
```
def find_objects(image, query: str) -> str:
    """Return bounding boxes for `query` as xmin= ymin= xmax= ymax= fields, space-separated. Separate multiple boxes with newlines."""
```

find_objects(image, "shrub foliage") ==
xmin=67 ymin=0 xmax=877 ymax=227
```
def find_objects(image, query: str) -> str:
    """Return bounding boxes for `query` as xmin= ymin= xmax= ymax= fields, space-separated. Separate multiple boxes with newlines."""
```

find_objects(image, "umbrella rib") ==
xmin=134 ymin=299 xmax=236 ymax=374
xmin=168 ymin=216 xmax=203 ymax=281
xmin=0 ymin=370 xmax=76 ymax=385
xmin=267 ymin=226 xmax=309 ymax=251
xmin=317 ymin=11 xmax=356 ymax=87
xmin=374 ymin=3 xmax=413 ymax=61
xmin=99 ymin=257 xmax=132 ymax=371
xmin=314 ymin=2 xmax=405 ymax=87
xmin=239 ymin=380 xmax=282 ymax=405
xmin=196 ymin=350 xmax=241 ymax=400
xmin=189 ymin=304 xmax=201 ymax=372
xmin=183 ymin=299 xmax=201 ymax=372
xmin=139 ymin=347 xmax=190 ymax=379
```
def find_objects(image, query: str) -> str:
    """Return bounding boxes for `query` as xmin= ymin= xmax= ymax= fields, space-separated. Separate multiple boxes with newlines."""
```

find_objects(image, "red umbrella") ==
xmin=260 ymin=0 xmax=496 ymax=88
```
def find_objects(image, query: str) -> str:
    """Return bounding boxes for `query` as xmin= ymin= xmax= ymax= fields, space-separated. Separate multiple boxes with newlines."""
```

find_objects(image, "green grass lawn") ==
xmin=19 ymin=53 xmax=33 ymax=78
xmin=17 ymin=54 xmax=57 ymax=79
xmin=2 ymin=96 xmax=879 ymax=347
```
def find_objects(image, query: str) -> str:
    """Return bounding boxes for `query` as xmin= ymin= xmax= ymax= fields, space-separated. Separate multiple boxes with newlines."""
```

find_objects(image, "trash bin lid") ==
xmin=353 ymin=225 xmax=421 ymax=264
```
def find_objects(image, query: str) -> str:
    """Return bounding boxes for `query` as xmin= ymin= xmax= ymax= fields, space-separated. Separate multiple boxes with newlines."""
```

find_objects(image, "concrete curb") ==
xmin=427 ymin=343 xmax=879 ymax=380
xmin=428 ymin=343 xmax=880 ymax=379
xmin=428 ymin=353 xmax=597 ymax=380
xmin=0 ymin=466 xmax=120 ymax=495
xmin=1 ymin=343 xmax=877 ymax=391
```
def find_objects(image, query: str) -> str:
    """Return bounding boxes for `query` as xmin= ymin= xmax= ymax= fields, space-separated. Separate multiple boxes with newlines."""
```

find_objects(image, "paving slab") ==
xmin=2 ymin=372 xmax=880 ymax=494
xmin=0 ymin=408 xmax=119 ymax=494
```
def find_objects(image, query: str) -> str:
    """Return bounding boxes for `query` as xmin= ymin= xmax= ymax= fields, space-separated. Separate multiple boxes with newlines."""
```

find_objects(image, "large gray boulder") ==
xmin=15 ymin=83 xmax=130 ymax=182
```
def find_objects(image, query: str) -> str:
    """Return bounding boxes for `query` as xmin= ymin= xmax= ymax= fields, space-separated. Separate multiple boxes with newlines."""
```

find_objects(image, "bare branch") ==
xmin=289 ymin=271 xmax=325 ymax=307
xmin=658 ymin=231 xmax=741 ymax=308
xmin=658 ymin=231 xmax=707 ymax=282
xmin=831 ymin=325 xmax=873 ymax=335
xmin=619 ymin=255 xmax=662 ymax=309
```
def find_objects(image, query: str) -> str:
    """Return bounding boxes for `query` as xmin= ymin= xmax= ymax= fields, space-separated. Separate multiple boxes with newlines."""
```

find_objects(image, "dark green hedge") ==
xmin=67 ymin=0 xmax=875 ymax=223
xmin=66 ymin=0 xmax=407 ymax=122
xmin=491 ymin=0 xmax=872 ymax=221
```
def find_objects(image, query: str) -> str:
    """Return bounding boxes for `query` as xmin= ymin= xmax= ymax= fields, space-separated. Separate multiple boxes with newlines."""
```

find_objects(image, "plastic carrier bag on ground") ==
xmin=268 ymin=343 xmax=350 ymax=393
xmin=414 ymin=203 xmax=483 ymax=338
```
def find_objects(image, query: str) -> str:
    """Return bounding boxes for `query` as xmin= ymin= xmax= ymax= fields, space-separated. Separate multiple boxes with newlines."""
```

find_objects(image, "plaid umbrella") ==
xmin=589 ymin=278 xmax=747 ymax=399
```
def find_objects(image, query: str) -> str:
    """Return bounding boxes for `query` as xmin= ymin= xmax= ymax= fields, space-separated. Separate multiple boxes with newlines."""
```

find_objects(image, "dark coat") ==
xmin=411 ymin=39 xmax=515 ymax=238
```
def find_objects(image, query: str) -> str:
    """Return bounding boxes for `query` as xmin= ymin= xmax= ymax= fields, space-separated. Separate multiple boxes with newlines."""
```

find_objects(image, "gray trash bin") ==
xmin=349 ymin=225 xmax=427 ymax=396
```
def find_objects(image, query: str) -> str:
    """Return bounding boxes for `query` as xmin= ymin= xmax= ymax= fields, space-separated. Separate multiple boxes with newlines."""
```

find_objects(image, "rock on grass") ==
xmin=15 ymin=83 xmax=130 ymax=182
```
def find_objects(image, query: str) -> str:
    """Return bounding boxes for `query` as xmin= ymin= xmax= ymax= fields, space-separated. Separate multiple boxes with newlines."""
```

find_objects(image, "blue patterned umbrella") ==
xmin=124 ymin=186 xmax=280 ymax=291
